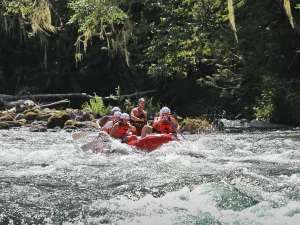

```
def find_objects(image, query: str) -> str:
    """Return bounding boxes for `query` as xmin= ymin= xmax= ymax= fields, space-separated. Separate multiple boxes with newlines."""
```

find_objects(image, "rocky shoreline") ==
xmin=0 ymin=100 xmax=294 ymax=134
xmin=0 ymin=100 xmax=97 ymax=132
xmin=0 ymin=100 xmax=216 ymax=133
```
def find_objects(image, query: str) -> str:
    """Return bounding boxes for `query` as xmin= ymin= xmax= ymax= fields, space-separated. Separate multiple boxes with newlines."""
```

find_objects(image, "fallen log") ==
xmin=0 ymin=93 xmax=93 ymax=102
xmin=103 ymin=89 xmax=157 ymax=100
xmin=0 ymin=90 xmax=157 ymax=109
xmin=0 ymin=93 xmax=93 ymax=109
xmin=40 ymin=99 xmax=70 ymax=109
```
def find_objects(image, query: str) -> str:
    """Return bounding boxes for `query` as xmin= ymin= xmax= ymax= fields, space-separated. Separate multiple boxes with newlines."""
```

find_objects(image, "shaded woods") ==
xmin=1 ymin=0 xmax=300 ymax=125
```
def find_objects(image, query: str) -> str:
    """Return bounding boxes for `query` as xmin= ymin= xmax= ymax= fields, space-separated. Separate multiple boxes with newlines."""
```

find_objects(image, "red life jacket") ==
xmin=154 ymin=120 xmax=176 ymax=134
xmin=114 ymin=122 xmax=129 ymax=138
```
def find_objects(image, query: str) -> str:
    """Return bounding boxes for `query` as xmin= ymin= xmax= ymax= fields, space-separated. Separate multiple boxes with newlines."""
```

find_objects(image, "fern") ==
xmin=82 ymin=95 xmax=109 ymax=116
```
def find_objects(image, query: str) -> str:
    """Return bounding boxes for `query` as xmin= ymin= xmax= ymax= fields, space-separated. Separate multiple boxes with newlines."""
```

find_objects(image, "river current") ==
xmin=0 ymin=129 xmax=300 ymax=225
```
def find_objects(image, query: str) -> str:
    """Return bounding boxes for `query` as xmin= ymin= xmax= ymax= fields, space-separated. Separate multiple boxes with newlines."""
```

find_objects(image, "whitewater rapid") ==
xmin=0 ymin=129 xmax=300 ymax=224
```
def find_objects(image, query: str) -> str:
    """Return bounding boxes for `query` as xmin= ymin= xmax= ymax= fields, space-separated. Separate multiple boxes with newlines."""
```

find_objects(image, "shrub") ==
xmin=253 ymin=90 xmax=274 ymax=120
xmin=82 ymin=95 xmax=109 ymax=116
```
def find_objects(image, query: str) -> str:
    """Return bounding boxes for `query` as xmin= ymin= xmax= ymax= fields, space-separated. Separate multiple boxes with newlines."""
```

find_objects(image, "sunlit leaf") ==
xmin=283 ymin=0 xmax=295 ymax=28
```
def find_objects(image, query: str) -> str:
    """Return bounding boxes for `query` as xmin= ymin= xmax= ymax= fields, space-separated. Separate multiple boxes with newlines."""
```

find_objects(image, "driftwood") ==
xmin=0 ymin=93 xmax=93 ymax=102
xmin=0 ymin=90 xmax=157 ymax=102
xmin=0 ymin=90 xmax=157 ymax=109
xmin=0 ymin=93 xmax=93 ymax=109
xmin=103 ymin=90 xmax=157 ymax=100
xmin=40 ymin=99 xmax=70 ymax=109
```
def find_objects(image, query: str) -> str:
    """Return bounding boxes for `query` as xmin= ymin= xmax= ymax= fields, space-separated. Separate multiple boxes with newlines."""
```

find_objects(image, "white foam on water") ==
xmin=83 ymin=183 xmax=300 ymax=225
xmin=1 ymin=129 xmax=300 ymax=225
xmin=278 ymin=174 xmax=300 ymax=186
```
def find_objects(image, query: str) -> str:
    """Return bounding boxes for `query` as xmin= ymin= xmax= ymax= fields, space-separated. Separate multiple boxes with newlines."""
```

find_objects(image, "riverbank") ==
xmin=0 ymin=101 xmax=213 ymax=133
xmin=0 ymin=100 xmax=294 ymax=134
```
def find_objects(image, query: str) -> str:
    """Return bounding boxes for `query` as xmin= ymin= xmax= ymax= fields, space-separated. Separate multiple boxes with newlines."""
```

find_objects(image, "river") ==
xmin=0 ymin=128 xmax=300 ymax=225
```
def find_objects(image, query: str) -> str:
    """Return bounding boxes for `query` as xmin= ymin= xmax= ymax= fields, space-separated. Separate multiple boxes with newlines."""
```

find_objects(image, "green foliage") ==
xmin=137 ymin=0 xmax=226 ymax=78
xmin=1 ymin=0 xmax=300 ymax=126
xmin=1 ymin=0 xmax=131 ymax=65
xmin=68 ymin=0 xmax=131 ymax=64
xmin=253 ymin=90 xmax=274 ymax=120
xmin=82 ymin=95 xmax=109 ymax=116
xmin=1 ymin=0 xmax=56 ymax=36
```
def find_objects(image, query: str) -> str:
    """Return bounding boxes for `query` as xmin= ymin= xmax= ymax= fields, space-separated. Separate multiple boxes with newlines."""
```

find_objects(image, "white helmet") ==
xmin=113 ymin=111 xmax=122 ymax=118
xmin=160 ymin=106 xmax=171 ymax=115
xmin=120 ymin=113 xmax=130 ymax=120
xmin=111 ymin=106 xmax=121 ymax=113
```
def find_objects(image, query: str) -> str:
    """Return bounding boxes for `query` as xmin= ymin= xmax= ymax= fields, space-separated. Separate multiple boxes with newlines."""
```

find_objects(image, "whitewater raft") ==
xmin=78 ymin=132 xmax=177 ymax=152
xmin=127 ymin=133 xmax=176 ymax=151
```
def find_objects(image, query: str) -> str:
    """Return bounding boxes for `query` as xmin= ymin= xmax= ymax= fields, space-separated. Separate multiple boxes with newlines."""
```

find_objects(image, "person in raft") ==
xmin=96 ymin=106 xmax=121 ymax=128
xmin=110 ymin=113 xmax=137 ymax=142
xmin=101 ymin=111 xmax=122 ymax=134
xmin=141 ymin=106 xmax=179 ymax=137
xmin=130 ymin=98 xmax=148 ymax=136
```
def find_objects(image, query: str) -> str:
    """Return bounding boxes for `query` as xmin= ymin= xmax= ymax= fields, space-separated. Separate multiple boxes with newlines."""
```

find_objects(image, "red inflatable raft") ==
xmin=127 ymin=133 xmax=176 ymax=151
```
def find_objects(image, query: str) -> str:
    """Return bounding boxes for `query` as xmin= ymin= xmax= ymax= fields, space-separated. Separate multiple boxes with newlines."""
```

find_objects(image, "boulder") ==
xmin=64 ymin=119 xmax=77 ymax=127
xmin=47 ymin=112 xmax=70 ymax=129
xmin=0 ymin=122 xmax=9 ymax=129
xmin=17 ymin=119 xmax=27 ymax=126
xmin=180 ymin=118 xmax=212 ymax=134
xmin=15 ymin=103 xmax=27 ymax=113
xmin=30 ymin=121 xmax=47 ymax=132
xmin=64 ymin=120 xmax=97 ymax=129
xmin=0 ymin=114 xmax=14 ymax=122
xmin=23 ymin=110 xmax=52 ymax=121
xmin=24 ymin=111 xmax=39 ymax=121
xmin=6 ymin=121 xmax=22 ymax=128
xmin=38 ymin=113 xmax=52 ymax=121
xmin=23 ymin=100 xmax=36 ymax=109
xmin=69 ymin=110 xmax=94 ymax=121
xmin=81 ymin=111 xmax=94 ymax=121
xmin=30 ymin=125 xmax=47 ymax=132
xmin=80 ymin=121 xmax=98 ymax=129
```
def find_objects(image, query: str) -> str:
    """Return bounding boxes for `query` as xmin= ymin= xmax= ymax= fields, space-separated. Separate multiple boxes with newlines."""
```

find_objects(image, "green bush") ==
xmin=253 ymin=90 xmax=274 ymax=120
xmin=82 ymin=95 xmax=109 ymax=116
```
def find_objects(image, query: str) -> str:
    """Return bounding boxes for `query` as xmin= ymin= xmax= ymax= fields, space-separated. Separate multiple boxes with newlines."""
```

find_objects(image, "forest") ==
xmin=1 ymin=0 xmax=300 ymax=125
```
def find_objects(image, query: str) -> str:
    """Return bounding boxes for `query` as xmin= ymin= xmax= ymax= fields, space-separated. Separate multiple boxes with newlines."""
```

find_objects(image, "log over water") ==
xmin=0 ymin=90 xmax=157 ymax=109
